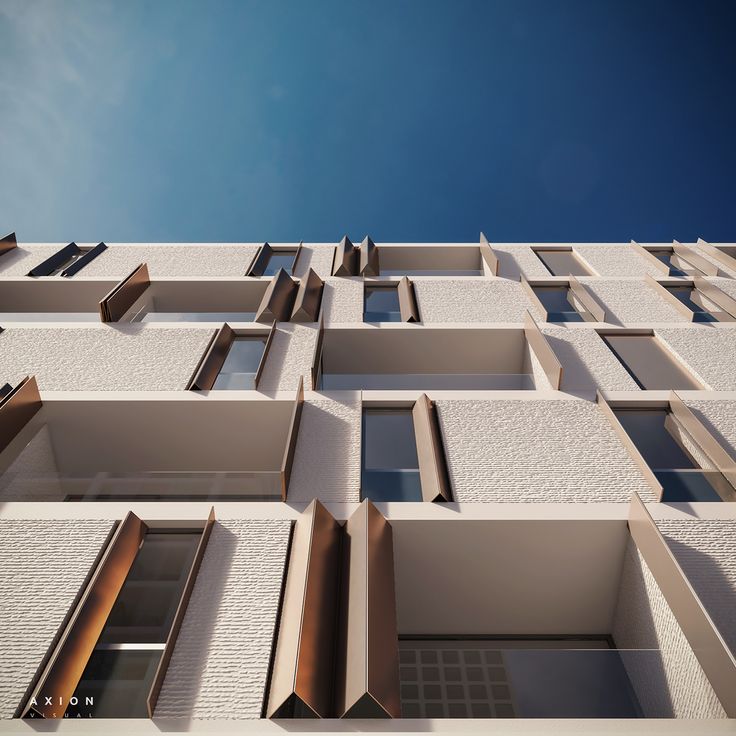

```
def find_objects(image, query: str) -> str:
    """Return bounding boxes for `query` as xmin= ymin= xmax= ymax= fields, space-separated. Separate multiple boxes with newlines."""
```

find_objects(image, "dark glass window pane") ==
xmin=613 ymin=410 xmax=696 ymax=469
xmin=263 ymin=251 xmax=296 ymax=276
xmin=364 ymin=286 xmax=401 ymax=322
xmin=654 ymin=470 xmax=724 ymax=502
xmin=49 ymin=251 xmax=85 ymax=276
xmin=362 ymin=469 xmax=423 ymax=502
xmin=533 ymin=286 xmax=584 ymax=322
xmin=649 ymin=250 xmax=687 ymax=277
xmin=213 ymin=336 xmax=267 ymax=389
xmin=534 ymin=250 xmax=591 ymax=277
xmin=363 ymin=410 xmax=419 ymax=470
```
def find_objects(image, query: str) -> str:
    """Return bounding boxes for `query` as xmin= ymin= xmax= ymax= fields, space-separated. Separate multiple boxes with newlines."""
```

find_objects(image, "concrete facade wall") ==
xmin=258 ymin=323 xmax=319 ymax=391
xmin=155 ymin=519 xmax=291 ymax=719
xmin=0 ymin=325 xmax=214 ymax=391
xmin=687 ymin=399 xmax=736 ymax=452
xmin=579 ymin=278 xmax=689 ymax=325
xmin=293 ymin=244 xmax=335 ymax=279
xmin=0 ymin=245 xmax=68 ymax=277
xmin=612 ymin=539 xmax=726 ymax=718
xmin=573 ymin=244 xmax=664 ymax=277
xmin=0 ymin=518 xmax=114 ymax=719
xmin=436 ymin=398 xmax=657 ymax=503
xmin=492 ymin=244 xmax=551 ymax=280
xmin=321 ymin=277 xmax=364 ymax=324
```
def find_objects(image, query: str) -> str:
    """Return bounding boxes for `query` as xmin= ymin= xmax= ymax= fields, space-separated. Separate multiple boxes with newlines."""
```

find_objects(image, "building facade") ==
xmin=0 ymin=233 xmax=735 ymax=733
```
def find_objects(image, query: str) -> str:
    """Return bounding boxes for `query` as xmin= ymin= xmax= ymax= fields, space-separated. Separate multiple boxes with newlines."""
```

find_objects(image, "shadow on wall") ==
xmin=152 ymin=523 xmax=236 ymax=726
xmin=689 ymin=406 xmax=736 ymax=467
xmin=543 ymin=333 xmax=600 ymax=399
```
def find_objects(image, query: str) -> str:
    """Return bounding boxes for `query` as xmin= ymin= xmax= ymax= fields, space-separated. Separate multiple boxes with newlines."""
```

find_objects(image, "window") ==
xmin=532 ymin=286 xmax=584 ymax=322
xmin=364 ymin=284 xmax=402 ymax=322
xmin=613 ymin=409 xmax=727 ymax=501
xmin=212 ymin=336 xmax=268 ymax=389
xmin=601 ymin=334 xmax=701 ymax=390
xmin=361 ymin=409 xmax=422 ymax=501
xmin=27 ymin=243 xmax=107 ymax=277
xmin=662 ymin=285 xmax=723 ymax=322
xmin=646 ymin=248 xmax=707 ymax=277
xmin=48 ymin=250 xmax=86 ymax=276
xmin=262 ymin=250 xmax=298 ymax=276
xmin=533 ymin=249 xmax=592 ymax=277
xmin=137 ymin=311 xmax=257 ymax=323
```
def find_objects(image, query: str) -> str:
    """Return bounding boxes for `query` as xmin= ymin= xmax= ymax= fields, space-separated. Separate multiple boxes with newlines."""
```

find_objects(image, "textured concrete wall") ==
xmin=612 ymin=539 xmax=726 ymax=718
xmin=0 ymin=245 xmax=66 ymax=277
xmin=0 ymin=426 xmax=63 ymax=501
xmin=657 ymin=519 xmax=736 ymax=655
xmin=258 ymin=324 xmax=319 ymax=391
xmin=321 ymin=277 xmax=363 ymax=324
xmin=413 ymin=279 xmax=538 ymax=323
xmin=76 ymin=244 xmax=261 ymax=278
xmin=492 ymin=245 xmax=551 ymax=280
xmin=436 ymin=398 xmax=656 ymax=503
xmin=579 ymin=278 xmax=688 ymax=325
xmin=707 ymin=276 xmax=736 ymax=301
xmin=0 ymin=519 xmax=114 ymax=719
xmin=0 ymin=325 xmax=214 ymax=391
xmin=293 ymin=245 xmax=335 ymax=279
xmin=573 ymin=244 xmax=663 ymax=277
xmin=687 ymin=399 xmax=736 ymax=454
xmin=155 ymin=519 xmax=291 ymax=719
xmin=657 ymin=327 xmax=736 ymax=391
xmin=287 ymin=395 xmax=362 ymax=502
xmin=540 ymin=326 xmax=641 ymax=394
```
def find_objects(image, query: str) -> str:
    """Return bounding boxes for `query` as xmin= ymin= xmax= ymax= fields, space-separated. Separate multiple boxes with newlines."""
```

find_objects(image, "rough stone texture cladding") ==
xmin=293 ymin=245 xmax=335 ymax=279
xmin=686 ymin=399 xmax=736 ymax=455
xmin=257 ymin=323 xmax=319 ymax=391
xmin=287 ymin=394 xmax=362 ymax=502
xmin=579 ymin=278 xmax=689 ymax=325
xmin=436 ymin=398 xmax=657 ymax=503
xmin=540 ymin=326 xmax=640 ymax=394
xmin=0 ymin=245 xmax=70 ymax=277
xmin=612 ymin=539 xmax=726 ymax=718
xmin=154 ymin=519 xmax=291 ymax=719
xmin=0 ymin=325 xmax=214 ymax=391
xmin=492 ymin=245 xmax=551 ymax=280
xmin=0 ymin=518 xmax=114 ymax=719
xmin=707 ymin=276 xmax=736 ymax=301
xmin=573 ymin=244 xmax=664 ymax=277
xmin=656 ymin=327 xmax=736 ymax=391
xmin=412 ymin=279 xmax=539 ymax=323
xmin=321 ymin=277 xmax=364 ymax=324
xmin=657 ymin=518 xmax=736 ymax=655
xmin=74 ymin=244 xmax=261 ymax=278
xmin=0 ymin=425 xmax=64 ymax=501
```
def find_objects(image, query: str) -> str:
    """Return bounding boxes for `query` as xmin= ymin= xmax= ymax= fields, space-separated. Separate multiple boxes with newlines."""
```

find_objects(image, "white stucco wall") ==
xmin=74 ymin=244 xmax=261 ymax=278
xmin=293 ymin=245 xmax=335 ymax=279
xmin=573 ymin=244 xmax=664 ymax=277
xmin=0 ymin=325 xmax=214 ymax=391
xmin=413 ymin=279 xmax=538 ymax=323
xmin=686 ymin=399 xmax=736 ymax=455
xmin=155 ymin=519 xmax=291 ymax=719
xmin=657 ymin=519 xmax=736 ymax=656
xmin=287 ymin=394 xmax=362 ymax=502
xmin=540 ymin=326 xmax=641 ymax=394
xmin=656 ymin=327 xmax=736 ymax=391
xmin=321 ymin=277 xmax=363 ymax=324
xmin=258 ymin=324 xmax=319 ymax=391
xmin=612 ymin=539 xmax=726 ymax=718
xmin=0 ymin=245 xmax=70 ymax=277
xmin=492 ymin=245 xmax=551 ymax=280
xmin=0 ymin=518 xmax=114 ymax=719
xmin=436 ymin=398 xmax=656 ymax=503
xmin=579 ymin=278 xmax=689 ymax=325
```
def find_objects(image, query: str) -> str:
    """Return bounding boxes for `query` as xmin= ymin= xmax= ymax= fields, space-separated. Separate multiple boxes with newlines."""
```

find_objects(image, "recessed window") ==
xmin=48 ymin=250 xmax=87 ymax=276
xmin=532 ymin=286 xmax=584 ymax=322
xmin=364 ymin=284 xmax=402 ymax=322
xmin=601 ymin=334 xmax=701 ymax=390
xmin=212 ymin=336 xmax=268 ymax=389
xmin=613 ymin=409 xmax=726 ymax=501
xmin=137 ymin=311 xmax=257 ymax=323
xmin=361 ymin=409 xmax=421 ymax=501
xmin=662 ymin=285 xmax=721 ymax=322
xmin=263 ymin=250 xmax=298 ymax=276
xmin=533 ymin=249 xmax=592 ymax=277
xmin=647 ymin=248 xmax=705 ymax=277
xmin=63 ymin=530 xmax=200 ymax=718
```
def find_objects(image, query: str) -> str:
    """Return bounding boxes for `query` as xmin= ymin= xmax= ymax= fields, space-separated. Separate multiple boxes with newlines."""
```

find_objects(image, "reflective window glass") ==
xmin=213 ymin=336 xmax=268 ymax=389
xmin=364 ymin=285 xmax=401 ymax=322
xmin=532 ymin=286 xmax=584 ymax=322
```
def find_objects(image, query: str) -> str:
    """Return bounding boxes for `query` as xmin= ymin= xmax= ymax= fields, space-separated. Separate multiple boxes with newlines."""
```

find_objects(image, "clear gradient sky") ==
xmin=1 ymin=0 xmax=735 ymax=243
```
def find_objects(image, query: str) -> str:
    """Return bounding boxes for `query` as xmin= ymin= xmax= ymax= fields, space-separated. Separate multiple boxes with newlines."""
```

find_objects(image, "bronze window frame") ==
xmin=99 ymin=263 xmax=151 ymax=322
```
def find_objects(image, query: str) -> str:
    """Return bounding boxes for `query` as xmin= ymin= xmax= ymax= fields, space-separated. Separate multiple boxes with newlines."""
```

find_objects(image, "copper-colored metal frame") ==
xmin=397 ymin=276 xmax=419 ymax=322
xmin=335 ymin=500 xmax=400 ymax=719
xmin=61 ymin=242 xmax=107 ymax=277
xmin=99 ymin=263 xmax=151 ymax=322
xmin=22 ymin=512 xmax=148 ymax=718
xmin=479 ymin=232 xmax=499 ymax=276
xmin=0 ymin=231 xmax=17 ymax=257
xmin=27 ymin=243 xmax=80 ymax=277
xmin=267 ymin=501 xmax=341 ymax=718
xmin=291 ymin=269 xmax=324 ymax=322
xmin=412 ymin=393 xmax=452 ymax=502
xmin=248 ymin=243 xmax=275 ymax=277
xmin=628 ymin=493 xmax=736 ymax=716
xmin=280 ymin=377 xmax=305 ymax=501
xmin=332 ymin=236 xmax=359 ymax=276
xmin=310 ymin=311 xmax=325 ymax=390
xmin=523 ymin=310 xmax=562 ymax=389
xmin=359 ymin=237 xmax=380 ymax=276
xmin=146 ymin=507 xmax=216 ymax=717
xmin=0 ymin=375 xmax=42 ymax=454
xmin=672 ymin=241 xmax=719 ymax=277
xmin=255 ymin=269 xmax=298 ymax=323
xmin=696 ymin=238 xmax=736 ymax=272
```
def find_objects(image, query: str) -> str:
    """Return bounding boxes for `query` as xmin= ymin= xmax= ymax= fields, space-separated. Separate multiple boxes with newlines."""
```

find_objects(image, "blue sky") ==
xmin=1 ymin=0 xmax=735 ymax=243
